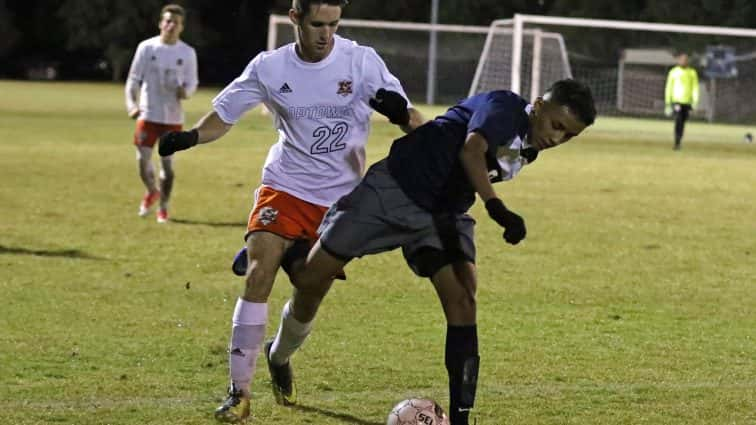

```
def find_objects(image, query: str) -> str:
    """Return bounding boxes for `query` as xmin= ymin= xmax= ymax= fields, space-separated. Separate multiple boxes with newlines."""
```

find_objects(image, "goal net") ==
xmin=469 ymin=15 xmax=756 ymax=124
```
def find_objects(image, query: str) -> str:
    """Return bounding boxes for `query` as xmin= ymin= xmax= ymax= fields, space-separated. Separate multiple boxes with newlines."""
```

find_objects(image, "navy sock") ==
xmin=445 ymin=325 xmax=479 ymax=425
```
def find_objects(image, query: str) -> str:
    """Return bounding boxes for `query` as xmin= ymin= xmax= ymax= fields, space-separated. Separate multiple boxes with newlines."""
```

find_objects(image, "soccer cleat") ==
xmin=232 ymin=246 xmax=247 ymax=276
xmin=138 ymin=191 xmax=160 ymax=217
xmin=214 ymin=384 xmax=250 ymax=423
xmin=156 ymin=209 xmax=169 ymax=223
xmin=265 ymin=340 xmax=296 ymax=406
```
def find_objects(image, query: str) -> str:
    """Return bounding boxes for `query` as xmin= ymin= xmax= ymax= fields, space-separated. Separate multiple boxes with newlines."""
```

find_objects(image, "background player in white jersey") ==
xmin=157 ymin=0 xmax=424 ymax=422
xmin=125 ymin=4 xmax=198 ymax=223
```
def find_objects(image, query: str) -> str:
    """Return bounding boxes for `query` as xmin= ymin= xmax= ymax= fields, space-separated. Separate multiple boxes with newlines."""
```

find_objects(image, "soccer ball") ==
xmin=386 ymin=398 xmax=450 ymax=425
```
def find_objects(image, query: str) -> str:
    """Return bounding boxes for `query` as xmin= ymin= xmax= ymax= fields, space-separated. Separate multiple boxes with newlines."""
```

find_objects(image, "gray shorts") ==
xmin=318 ymin=159 xmax=476 ymax=277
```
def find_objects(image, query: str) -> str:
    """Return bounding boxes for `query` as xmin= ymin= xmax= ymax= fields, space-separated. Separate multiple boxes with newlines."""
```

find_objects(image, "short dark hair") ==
xmin=292 ymin=0 xmax=348 ymax=18
xmin=545 ymin=79 xmax=597 ymax=126
xmin=161 ymin=4 xmax=185 ymax=18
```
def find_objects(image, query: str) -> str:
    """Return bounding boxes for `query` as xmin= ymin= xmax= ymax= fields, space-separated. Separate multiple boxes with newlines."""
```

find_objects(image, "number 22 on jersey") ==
xmin=310 ymin=122 xmax=349 ymax=155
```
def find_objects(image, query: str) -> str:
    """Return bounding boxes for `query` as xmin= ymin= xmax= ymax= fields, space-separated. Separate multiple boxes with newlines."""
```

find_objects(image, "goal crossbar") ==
xmin=511 ymin=14 xmax=756 ymax=94
xmin=469 ymin=24 xmax=570 ymax=98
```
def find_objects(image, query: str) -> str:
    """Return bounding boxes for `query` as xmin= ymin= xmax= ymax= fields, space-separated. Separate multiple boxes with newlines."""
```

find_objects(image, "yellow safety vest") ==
xmin=665 ymin=66 xmax=699 ymax=106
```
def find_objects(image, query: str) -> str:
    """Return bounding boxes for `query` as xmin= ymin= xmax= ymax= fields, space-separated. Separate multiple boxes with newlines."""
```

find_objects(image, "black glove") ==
xmin=369 ymin=88 xmax=410 ymax=126
xmin=520 ymin=147 xmax=538 ymax=164
xmin=158 ymin=129 xmax=198 ymax=157
xmin=485 ymin=198 xmax=526 ymax=245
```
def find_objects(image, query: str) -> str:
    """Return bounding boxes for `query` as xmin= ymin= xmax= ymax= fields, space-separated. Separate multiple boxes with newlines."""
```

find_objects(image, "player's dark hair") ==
xmin=161 ymin=4 xmax=185 ymax=18
xmin=292 ymin=0 xmax=349 ymax=18
xmin=545 ymin=79 xmax=597 ymax=126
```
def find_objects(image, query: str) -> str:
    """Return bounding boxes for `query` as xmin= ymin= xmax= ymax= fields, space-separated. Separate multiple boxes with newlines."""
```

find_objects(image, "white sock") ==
xmin=228 ymin=298 xmax=267 ymax=394
xmin=270 ymin=300 xmax=313 ymax=366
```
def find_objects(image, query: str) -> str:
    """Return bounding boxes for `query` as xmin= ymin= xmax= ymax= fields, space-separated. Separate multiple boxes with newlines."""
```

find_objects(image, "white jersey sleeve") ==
xmin=125 ymin=42 xmax=147 ymax=113
xmin=212 ymin=55 xmax=269 ymax=124
xmin=182 ymin=48 xmax=199 ymax=98
xmin=359 ymin=47 xmax=413 ymax=110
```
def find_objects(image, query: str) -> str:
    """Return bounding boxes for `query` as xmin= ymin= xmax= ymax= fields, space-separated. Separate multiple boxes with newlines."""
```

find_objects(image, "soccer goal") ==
xmin=468 ymin=22 xmax=571 ymax=103
xmin=469 ymin=14 xmax=756 ymax=123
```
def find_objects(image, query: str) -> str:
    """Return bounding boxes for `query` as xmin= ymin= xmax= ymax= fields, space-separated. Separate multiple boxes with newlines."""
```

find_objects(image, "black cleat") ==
xmin=264 ymin=340 xmax=297 ymax=406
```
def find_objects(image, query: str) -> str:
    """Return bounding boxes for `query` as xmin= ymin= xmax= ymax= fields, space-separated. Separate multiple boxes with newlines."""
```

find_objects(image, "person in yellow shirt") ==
xmin=665 ymin=53 xmax=699 ymax=150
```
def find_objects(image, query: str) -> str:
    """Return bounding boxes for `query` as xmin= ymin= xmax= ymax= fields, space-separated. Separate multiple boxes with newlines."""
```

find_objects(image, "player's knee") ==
xmin=137 ymin=156 xmax=153 ymax=172
xmin=452 ymin=293 xmax=477 ymax=314
xmin=242 ymin=263 xmax=275 ymax=300
xmin=159 ymin=168 xmax=174 ymax=181
xmin=290 ymin=264 xmax=337 ymax=298
xmin=135 ymin=146 xmax=152 ymax=161
xmin=294 ymin=274 xmax=331 ymax=299
xmin=441 ymin=291 xmax=476 ymax=324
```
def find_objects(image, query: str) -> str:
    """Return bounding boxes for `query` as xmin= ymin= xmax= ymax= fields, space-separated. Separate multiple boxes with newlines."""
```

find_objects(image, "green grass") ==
xmin=1 ymin=80 xmax=754 ymax=424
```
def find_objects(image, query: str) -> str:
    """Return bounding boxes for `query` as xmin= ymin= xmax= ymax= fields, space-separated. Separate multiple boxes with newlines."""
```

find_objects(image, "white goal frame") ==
xmin=468 ymin=21 xmax=571 ymax=100
xmin=510 ymin=14 xmax=756 ymax=96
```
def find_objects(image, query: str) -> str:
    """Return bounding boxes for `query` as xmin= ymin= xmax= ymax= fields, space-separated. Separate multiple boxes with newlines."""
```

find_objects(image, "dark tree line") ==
xmin=2 ymin=0 xmax=755 ymax=84
xmin=2 ymin=0 xmax=275 ymax=83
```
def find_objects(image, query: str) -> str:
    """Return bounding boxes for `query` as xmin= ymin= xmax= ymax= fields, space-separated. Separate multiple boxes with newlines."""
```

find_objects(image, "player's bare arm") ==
xmin=402 ymin=108 xmax=426 ymax=133
xmin=193 ymin=111 xmax=232 ymax=144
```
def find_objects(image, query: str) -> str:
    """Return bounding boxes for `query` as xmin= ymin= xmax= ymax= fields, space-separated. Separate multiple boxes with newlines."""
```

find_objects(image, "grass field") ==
xmin=1 ymin=80 xmax=754 ymax=425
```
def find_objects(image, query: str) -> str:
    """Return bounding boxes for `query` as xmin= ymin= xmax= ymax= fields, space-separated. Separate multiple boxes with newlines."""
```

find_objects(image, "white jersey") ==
xmin=212 ymin=35 xmax=411 ymax=207
xmin=125 ymin=36 xmax=198 ymax=125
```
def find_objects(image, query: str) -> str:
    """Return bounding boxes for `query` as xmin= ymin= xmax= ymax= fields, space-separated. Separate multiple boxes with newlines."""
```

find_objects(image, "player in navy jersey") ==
xmin=266 ymin=78 xmax=596 ymax=425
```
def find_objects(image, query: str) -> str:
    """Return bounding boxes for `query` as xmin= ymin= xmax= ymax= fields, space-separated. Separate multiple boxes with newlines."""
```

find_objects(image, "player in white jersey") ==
xmin=125 ymin=4 xmax=198 ymax=223
xmin=157 ymin=0 xmax=425 ymax=422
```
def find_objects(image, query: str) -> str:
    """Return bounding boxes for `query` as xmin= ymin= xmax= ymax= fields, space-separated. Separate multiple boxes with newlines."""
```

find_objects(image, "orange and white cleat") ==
xmin=156 ymin=208 xmax=169 ymax=224
xmin=138 ymin=191 xmax=160 ymax=217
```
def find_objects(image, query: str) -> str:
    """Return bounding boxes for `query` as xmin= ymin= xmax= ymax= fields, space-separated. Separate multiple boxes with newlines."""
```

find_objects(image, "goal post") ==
xmin=503 ymin=14 xmax=756 ymax=123
xmin=469 ymin=20 xmax=571 ymax=101
xmin=267 ymin=13 xmax=756 ymax=124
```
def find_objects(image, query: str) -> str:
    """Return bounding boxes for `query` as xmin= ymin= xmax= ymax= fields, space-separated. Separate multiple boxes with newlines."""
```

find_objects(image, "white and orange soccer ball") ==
xmin=386 ymin=398 xmax=450 ymax=425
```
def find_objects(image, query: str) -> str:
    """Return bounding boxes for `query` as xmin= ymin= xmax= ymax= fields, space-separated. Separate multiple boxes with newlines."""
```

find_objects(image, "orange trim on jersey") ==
xmin=133 ymin=120 xmax=182 ymax=148
xmin=246 ymin=186 xmax=329 ymax=240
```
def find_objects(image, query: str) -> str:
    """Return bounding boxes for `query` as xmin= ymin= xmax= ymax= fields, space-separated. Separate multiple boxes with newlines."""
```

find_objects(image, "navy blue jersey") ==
xmin=387 ymin=90 xmax=531 ymax=213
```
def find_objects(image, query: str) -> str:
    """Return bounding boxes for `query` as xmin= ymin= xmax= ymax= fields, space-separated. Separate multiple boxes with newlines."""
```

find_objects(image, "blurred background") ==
xmin=1 ymin=3 xmax=755 ymax=424
xmin=2 ymin=0 xmax=756 ymax=119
